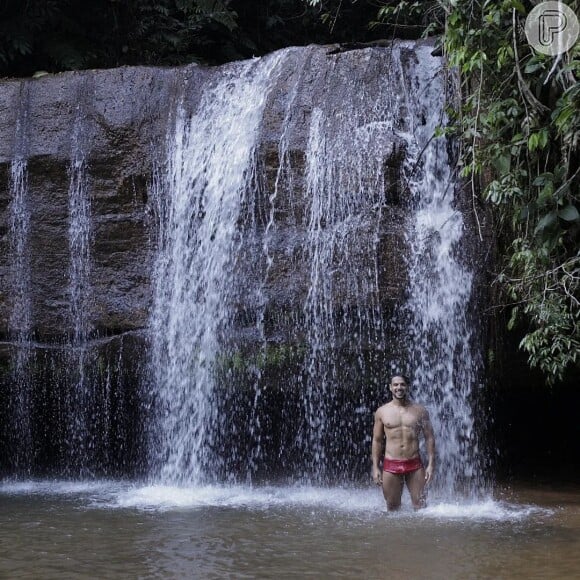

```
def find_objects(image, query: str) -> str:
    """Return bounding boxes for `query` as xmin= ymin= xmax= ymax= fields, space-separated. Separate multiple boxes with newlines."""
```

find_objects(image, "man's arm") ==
xmin=422 ymin=409 xmax=436 ymax=484
xmin=371 ymin=411 xmax=385 ymax=485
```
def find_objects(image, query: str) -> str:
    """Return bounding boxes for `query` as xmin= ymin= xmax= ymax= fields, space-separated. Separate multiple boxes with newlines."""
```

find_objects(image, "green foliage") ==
xmin=350 ymin=0 xmax=579 ymax=383
xmin=506 ymin=240 xmax=580 ymax=381
xmin=0 ymin=1 xmax=384 ymax=76
xmin=370 ymin=0 xmax=445 ymax=37
xmin=301 ymin=1 xmax=391 ymax=39
xmin=0 ymin=1 xmax=325 ymax=75
xmin=217 ymin=344 xmax=306 ymax=374
xmin=124 ymin=0 xmax=241 ymax=65
xmin=442 ymin=0 xmax=580 ymax=384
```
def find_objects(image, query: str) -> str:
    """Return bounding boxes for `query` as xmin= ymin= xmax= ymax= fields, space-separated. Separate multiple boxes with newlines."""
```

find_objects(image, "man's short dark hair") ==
xmin=390 ymin=373 xmax=410 ymax=385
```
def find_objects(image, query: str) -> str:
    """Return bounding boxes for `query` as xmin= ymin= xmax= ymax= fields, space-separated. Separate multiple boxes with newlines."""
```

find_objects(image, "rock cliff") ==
xmin=0 ymin=41 xmax=490 ymax=479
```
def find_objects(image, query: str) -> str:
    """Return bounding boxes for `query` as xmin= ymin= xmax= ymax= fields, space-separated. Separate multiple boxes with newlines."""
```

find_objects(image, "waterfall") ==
xmin=394 ymin=46 xmax=486 ymax=497
xmin=1 ymin=77 xmax=131 ymax=477
xmin=8 ymin=158 xmax=33 ymax=472
xmin=147 ymin=43 xmax=486 ymax=490
xmin=65 ymin=97 xmax=93 ymax=473
xmin=149 ymin=53 xmax=287 ymax=485
xmin=0 ymin=42 xmax=486 ymax=489
xmin=300 ymin=87 xmax=395 ymax=480
xmin=68 ymin=104 xmax=92 ymax=351
xmin=7 ymin=83 xmax=33 ymax=473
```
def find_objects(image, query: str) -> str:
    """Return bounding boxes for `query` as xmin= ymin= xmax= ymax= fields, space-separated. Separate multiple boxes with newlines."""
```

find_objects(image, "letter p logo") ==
xmin=539 ymin=10 xmax=567 ymax=46
xmin=525 ymin=2 xmax=579 ymax=56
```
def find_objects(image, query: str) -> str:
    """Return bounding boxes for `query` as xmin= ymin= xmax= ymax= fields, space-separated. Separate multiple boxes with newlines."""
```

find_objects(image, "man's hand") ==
xmin=425 ymin=463 xmax=434 ymax=485
xmin=372 ymin=466 xmax=382 ymax=486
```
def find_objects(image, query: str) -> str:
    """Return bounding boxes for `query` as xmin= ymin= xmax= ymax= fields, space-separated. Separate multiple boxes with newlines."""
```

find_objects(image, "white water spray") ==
xmin=8 ymin=157 xmax=33 ymax=471
xmin=66 ymin=99 xmax=93 ymax=471
xmin=396 ymin=45 xmax=485 ymax=497
xmin=7 ymin=83 xmax=33 ymax=472
xmin=148 ymin=43 xmax=486 ymax=493
xmin=149 ymin=54 xmax=286 ymax=485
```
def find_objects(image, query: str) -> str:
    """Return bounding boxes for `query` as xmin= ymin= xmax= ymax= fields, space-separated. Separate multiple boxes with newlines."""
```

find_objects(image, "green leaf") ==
xmin=507 ymin=306 xmax=519 ymax=331
xmin=554 ymin=106 xmax=575 ymax=130
xmin=510 ymin=0 xmax=526 ymax=14
xmin=492 ymin=154 xmax=511 ymax=174
xmin=534 ymin=211 xmax=558 ymax=235
xmin=537 ymin=182 xmax=554 ymax=205
xmin=533 ymin=172 xmax=553 ymax=186
xmin=524 ymin=62 xmax=543 ymax=74
xmin=538 ymin=128 xmax=549 ymax=149
xmin=558 ymin=205 xmax=580 ymax=222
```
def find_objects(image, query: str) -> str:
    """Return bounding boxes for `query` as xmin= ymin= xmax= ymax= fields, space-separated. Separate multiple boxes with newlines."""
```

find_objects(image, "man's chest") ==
xmin=383 ymin=408 xmax=420 ymax=430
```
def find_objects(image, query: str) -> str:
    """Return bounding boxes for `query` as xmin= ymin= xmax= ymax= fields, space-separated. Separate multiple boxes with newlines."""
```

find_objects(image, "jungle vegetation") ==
xmin=0 ymin=0 xmax=381 ymax=75
xmin=364 ymin=0 xmax=579 ymax=385
xmin=1 ymin=0 xmax=578 ymax=384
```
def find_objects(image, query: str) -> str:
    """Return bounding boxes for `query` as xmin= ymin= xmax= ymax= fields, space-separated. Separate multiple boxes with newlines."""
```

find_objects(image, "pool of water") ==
xmin=0 ymin=481 xmax=578 ymax=579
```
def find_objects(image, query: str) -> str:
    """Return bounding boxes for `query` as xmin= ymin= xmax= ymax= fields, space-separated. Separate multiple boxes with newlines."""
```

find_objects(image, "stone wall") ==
xmin=0 ymin=55 xmax=418 ymax=345
xmin=0 ymin=41 xmax=492 ymax=478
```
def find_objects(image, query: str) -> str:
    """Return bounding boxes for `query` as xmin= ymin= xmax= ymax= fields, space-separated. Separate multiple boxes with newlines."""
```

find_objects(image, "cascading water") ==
xmin=0 ymin=43 xmax=563 ymax=580
xmin=7 ymin=83 xmax=33 ymax=473
xmin=149 ymin=53 xmax=287 ymax=485
xmin=0 ymin=41 xmax=486 ymax=493
xmin=68 ymin=106 xmax=92 ymax=353
xmin=0 ymin=76 xmax=138 ymax=477
xmin=148 ymin=43 xmax=487 ymax=491
xmin=65 ymin=98 xmax=93 ymax=472
xmin=245 ymin=52 xmax=308 ymax=481
xmin=8 ymin=157 xmax=33 ymax=472
xmin=394 ymin=46 xmax=486 ymax=498
xmin=300 ymin=95 xmax=395 ymax=480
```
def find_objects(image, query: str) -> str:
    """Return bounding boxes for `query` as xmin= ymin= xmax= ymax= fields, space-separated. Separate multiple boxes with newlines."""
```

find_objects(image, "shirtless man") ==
xmin=371 ymin=375 xmax=435 ymax=510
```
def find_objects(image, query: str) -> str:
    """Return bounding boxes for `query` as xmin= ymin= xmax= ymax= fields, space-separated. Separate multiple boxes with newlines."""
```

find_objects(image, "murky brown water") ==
xmin=0 ymin=482 xmax=578 ymax=579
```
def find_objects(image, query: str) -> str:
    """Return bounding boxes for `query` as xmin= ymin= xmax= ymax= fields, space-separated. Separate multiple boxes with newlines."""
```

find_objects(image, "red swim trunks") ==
xmin=383 ymin=457 xmax=423 ymax=474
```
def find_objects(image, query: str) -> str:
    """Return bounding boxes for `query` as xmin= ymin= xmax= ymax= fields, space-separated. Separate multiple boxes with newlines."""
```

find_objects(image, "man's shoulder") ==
xmin=376 ymin=401 xmax=399 ymax=414
xmin=375 ymin=402 xmax=391 ymax=415
xmin=410 ymin=402 xmax=430 ymax=417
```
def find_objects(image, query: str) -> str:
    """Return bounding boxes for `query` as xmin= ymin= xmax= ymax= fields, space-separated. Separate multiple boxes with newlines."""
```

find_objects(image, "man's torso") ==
xmin=377 ymin=402 xmax=425 ymax=460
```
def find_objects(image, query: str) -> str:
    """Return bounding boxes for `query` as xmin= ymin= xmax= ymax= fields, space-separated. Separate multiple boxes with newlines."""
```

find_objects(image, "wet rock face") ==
xmin=0 ymin=67 xmax=186 ymax=340
xmin=0 ymin=48 xmax=415 ymax=344
xmin=0 ymin=42 xmax=492 ymax=479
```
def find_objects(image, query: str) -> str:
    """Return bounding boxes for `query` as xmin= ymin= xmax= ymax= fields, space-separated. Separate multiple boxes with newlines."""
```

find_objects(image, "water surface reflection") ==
xmin=1 ymin=482 xmax=578 ymax=579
